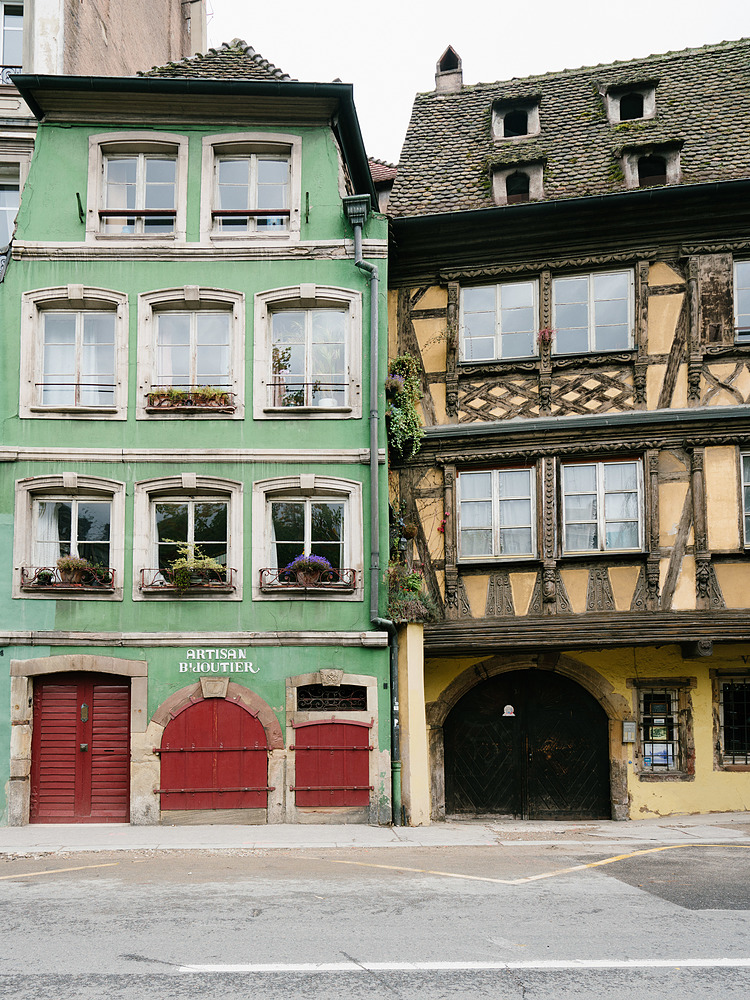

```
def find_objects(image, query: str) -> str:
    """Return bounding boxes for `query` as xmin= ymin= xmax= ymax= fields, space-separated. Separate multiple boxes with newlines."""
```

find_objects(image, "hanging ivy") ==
xmin=385 ymin=354 xmax=424 ymax=459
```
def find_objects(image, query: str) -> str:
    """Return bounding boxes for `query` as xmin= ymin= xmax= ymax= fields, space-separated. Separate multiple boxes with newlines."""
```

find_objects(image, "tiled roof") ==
xmin=139 ymin=39 xmax=294 ymax=81
xmin=369 ymin=158 xmax=398 ymax=183
xmin=389 ymin=38 xmax=750 ymax=217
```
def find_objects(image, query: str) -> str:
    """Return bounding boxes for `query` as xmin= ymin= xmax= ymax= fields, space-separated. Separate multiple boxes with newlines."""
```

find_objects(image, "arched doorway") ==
xmin=444 ymin=670 xmax=611 ymax=820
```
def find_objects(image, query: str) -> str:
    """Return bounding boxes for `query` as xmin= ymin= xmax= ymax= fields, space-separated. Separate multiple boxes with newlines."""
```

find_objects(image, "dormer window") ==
xmin=619 ymin=92 xmax=644 ymax=120
xmin=637 ymin=155 xmax=667 ymax=187
xmin=492 ymin=99 xmax=540 ymax=140
xmin=492 ymin=161 xmax=543 ymax=205
xmin=505 ymin=171 xmax=530 ymax=204
xmin=606 ymin=83 xmax=656 ymax=123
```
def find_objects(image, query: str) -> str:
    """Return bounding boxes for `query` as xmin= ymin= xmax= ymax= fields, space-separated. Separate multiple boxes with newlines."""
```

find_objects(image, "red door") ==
xmin=292 ymin=720 xmax=373 ymax=807
xmin=30 ymin=673 xmax=130 ymax=823
xmin=159 ymin=699 xmax=269 ymax=811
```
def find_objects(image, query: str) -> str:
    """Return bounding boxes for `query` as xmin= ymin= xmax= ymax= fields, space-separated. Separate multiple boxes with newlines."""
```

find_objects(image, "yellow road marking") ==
xmin=329 ymin=843 xmax=750 ymax=886
xmin=0 ymin=862 xmax=120 ymax=881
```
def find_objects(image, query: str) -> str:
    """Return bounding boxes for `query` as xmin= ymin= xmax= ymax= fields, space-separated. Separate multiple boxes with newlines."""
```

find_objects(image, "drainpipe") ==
xmin=343 ymin=194 xmax=402 ymax=826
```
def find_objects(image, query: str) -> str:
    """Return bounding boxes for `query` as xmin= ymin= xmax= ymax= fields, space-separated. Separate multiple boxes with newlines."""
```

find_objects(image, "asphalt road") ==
xmin=2 ymin=843 xmax=750 ymax=998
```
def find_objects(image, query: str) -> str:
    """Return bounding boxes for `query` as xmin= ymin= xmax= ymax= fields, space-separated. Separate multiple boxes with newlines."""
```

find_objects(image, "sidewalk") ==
xmin=1 ymin=812 xmax=749 ymax=856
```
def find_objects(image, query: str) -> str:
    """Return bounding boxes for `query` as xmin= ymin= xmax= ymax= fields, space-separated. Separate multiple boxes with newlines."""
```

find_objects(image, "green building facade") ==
xmin=0 ymin=43 xmax=391 ymax=826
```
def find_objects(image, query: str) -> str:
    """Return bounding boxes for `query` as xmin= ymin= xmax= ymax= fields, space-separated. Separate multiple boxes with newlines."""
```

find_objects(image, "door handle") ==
xmin=80 ymin=743 xmax=88 ymax=751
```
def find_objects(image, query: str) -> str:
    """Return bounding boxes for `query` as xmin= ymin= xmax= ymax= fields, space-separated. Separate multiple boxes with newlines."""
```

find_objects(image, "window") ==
xmin=14 ymin=474 xmax=125 ymax=600
xmin=505 ymin=171 xmax=530 ymax=204
xmin=200 ymin=133 xmax=302 ymax=241
xmin=637 ymin=154 xmax=666 ymax=187
xmin=86 ymin=133 xmax=188 ymax=243
xmin=492 ymin=162 xmax=544 ymax=206
xmin=492 ymin=101 xmax=540 ymax=139
xmin=137 ymin=287 xmax=245 ymax=419
xmin=619 ymin=92 xmax=644 ymax=120
xmin=735 ymin=262 xmax=750 ymax=342
xmin=133 ymin=476 xmax=242 ymax=600
xmin=620 ymin=145 xmax=680 ymax=190
xmin=561 ymin=460 xmax=641 ymax=553
xmin=254 ymin=286 xmax=361 ymax=419
xmin=458 ymin=469 xmax=536 ymax=559
xmin=503 ymin=110 xmax=528 ymax=137
xmin=606 ymin=85 xmax=656 ymax=123
xmin=460 ymin=281 xmax=537 ymax=361
xmin=639 ymin=687 xmax=682 ymax=772
xmin=0 ymin=161 xmax=19 ymax=246
xmin=19 ymin=286 xmax=128 ymax=419
xmin=552 ymin=270 xmax=633 ymax=354
xmin=1 ymin=3 xmax=22 ymax=81
xmin=719 ymin=678 xmax=750 ymax=765
xmin=253 ymin=476 xmax=363 ymax=599
xmin=742 ymin=454 xmax=750 ymax=545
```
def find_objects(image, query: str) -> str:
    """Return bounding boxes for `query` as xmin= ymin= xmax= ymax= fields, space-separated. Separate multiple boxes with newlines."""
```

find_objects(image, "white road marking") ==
xmin=179 ymin=958 xmax=750 ymax=973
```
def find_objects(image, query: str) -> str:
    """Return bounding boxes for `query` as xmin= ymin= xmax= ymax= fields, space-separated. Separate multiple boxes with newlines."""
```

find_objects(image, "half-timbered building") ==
xmin=388 ymin=40 xmax=750 ymax=821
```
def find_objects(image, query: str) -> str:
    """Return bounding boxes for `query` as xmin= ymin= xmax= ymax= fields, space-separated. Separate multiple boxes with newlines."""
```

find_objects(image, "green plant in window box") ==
xmin=386 ymin=561 xmax=439 ymax=623
xmin=167 ymin=541 xmax=226 ymax=593
xmin=385 ymin=355 xmax=424 ymax=459
xmin=56 ymin=554 xmax=95 ymax=584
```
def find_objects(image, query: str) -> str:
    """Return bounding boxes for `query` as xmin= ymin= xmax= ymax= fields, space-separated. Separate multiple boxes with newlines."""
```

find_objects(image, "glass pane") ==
xmin=463 ymin=286 xmax=495 ymax=311
xmin=460 ymin=472 xmax=492 ymax=500
xmin=196 ymin=313 xmax=230 ymax=344
xmin=258 ymin=158 xmax=289 ymax=185
xmin=461 ymin=528 xmax=492 ymax=557
xmin=605 ymin=521 xmax=639 ymax=549
xmin=311 ymin=503 xmax=344 ymax=543
xmin=218 ymin=158 xmax=250 ymax=185
xmin=565 ymin=523 xmax=598 ymax=551
xmin=194 ymin=502 xmax=227 ymax=544
xmin=564 ymin=494 xmax=597 ymax=521
xmin=605 ymin=491 xmax=639 ymax=520
xmin=272 ymin=312 xmax=305 ymax=345
xmin=271 ymin=502 xmax=304 ymax=544
xmin=499 ymin=527 xmax=532 ymax=555
xmin=77 ymin=502 xmax=110 ymax=542
xmin=501 ymin=281 xmax=534 ymax=309
xmin=498 ymin=470 xmax=531 ymax=498
xmin=155 ymin=503 xmax=188 ymax=543
xmin=461 ymin=500 xmax=492 ymax=528
xmin=555 ymin=328 xmax=588 ymax=354
xmin=554 ymin=277 xmax=587 ymax=305
xmin=596 ymin=298 xmax=628 ymax=325
xmin=498 ymin=499 xmax=531 ymax=527
xmin=596 ymin=325 xmax=630 ymax=350
xmin=744 ymin=455 xmax=750 ymax=483
xmin=594 ymin=271 xmax=629 ymax=300
xmin=463 ymin=337 xmax=495 ymax=361
xmin=556 ymin=302 xmax=588 ymax=329
xmin=145 ymin=157 xmax=176 ymax=184
xmin=501 ymin=306 xmax=534 ymax=334
xmin=604 ymin=462 xmax=637 ymax=491
xmin=564 ymin=464 xmax=597 ymax=493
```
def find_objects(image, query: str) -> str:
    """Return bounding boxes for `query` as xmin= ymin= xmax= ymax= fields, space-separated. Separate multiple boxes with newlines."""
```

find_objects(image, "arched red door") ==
xmin=159 ymin=698 xmax=269 ymax=812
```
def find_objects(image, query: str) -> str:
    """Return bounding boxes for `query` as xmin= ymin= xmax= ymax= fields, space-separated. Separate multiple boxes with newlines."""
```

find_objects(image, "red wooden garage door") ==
xmin=159 ymin=698 xmax=269 ymax=811
xmin=30 ymin=673 xmax=131 ymax=823
xmin=292 ymin=720 xmax=373 ymax=807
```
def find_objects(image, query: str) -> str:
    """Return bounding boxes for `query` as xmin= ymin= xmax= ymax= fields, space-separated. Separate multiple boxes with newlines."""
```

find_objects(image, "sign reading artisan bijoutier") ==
xmin=178 ymin=649 xmax=258 ymax=674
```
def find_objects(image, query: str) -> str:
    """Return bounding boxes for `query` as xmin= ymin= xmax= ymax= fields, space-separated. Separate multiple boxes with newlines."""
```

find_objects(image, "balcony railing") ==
xmin=21 ymin=566 xmax=116 ymax=592
xmin=268 ymin=379 xmax=347 ymax=409
xmin=260 ymin=567 xmax=356 ymax=592
xmin=1 ymin=65 xmax=21 ymax=86
xmin=146 ymin=386 xmax=236 ymax=412
xmin=140 ymin=567 xmax=236 ymax=594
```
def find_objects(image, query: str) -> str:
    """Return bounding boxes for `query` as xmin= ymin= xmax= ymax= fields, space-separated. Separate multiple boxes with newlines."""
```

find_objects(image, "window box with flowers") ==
xmin=260 ymin=553 xmax=356 ymax=593
xmin=146 ymin=385 xmax=236 ymax=412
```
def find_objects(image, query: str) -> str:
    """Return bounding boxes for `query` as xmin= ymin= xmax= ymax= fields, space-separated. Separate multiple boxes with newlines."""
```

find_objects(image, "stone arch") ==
xmin=152 ymin=680 xmax=283 ymax=750
xmin=8 ymin=654 xmax=148 ymax=826
xmin=426 ymin=653 xmax=630 ymax=821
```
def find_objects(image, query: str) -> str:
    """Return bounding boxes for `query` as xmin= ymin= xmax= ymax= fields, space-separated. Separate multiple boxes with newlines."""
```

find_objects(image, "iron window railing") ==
xmin=720 ymin=678 xmax=750 ymax=764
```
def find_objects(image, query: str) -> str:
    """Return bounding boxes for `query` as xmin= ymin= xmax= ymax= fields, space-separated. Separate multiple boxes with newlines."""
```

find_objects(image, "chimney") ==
xmin=435 ymin=46 xmax=463 ymax=93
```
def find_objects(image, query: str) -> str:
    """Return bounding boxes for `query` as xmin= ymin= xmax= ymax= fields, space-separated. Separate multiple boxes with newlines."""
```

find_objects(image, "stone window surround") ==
xmin=85 ymin=131 xmax=189 ymax=246
xmin=491 ymin=99 xmax=541 ymax=140
xmin=620 ymin=144 xmax=681 ymax=189
xmin=136 ymin=285 xmax=245 ymax=420
xmin=7 ymin=654 xmax=148 ymax=827
xmin=629 ymin=677 xmax=695 ymax=781
xmin=251 ymin=474 xmax=364 ymax=601
xmin=711 ymin=671 xmax=750 ymax=771
xmin=12 ymin=472 xmax=126 ymax=601
xmin=0 ymin=138 xmax=33 ymax=248
xmin=132 ymin=474 xmax=243 ymax=602
xmin=253 ymin=284 xmax=362 ymax=420
xmin=284 ymin=669 xmax=381 ymax=824
xmin=199 ymin=131 xmax=302 ymax=244
xmin=605 ymin=84 xmax=657 ymax=123
xmin=491 ymin=161 xmax=544 ymax=206
xmin=19 ymin=285 xmax=129 ymax=420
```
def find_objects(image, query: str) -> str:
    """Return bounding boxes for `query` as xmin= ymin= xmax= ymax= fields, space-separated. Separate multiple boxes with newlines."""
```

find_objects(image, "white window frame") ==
xmin=552 ymin=269 xmax=634 ymax=355
xmin=19 ymin=285 xmax=128 ymax=420
xmin=252 ymin=476 xmax=363 ymax=601
xmin=734 ymin=261 xmax=750 ymax=343
xmin=200 ymin=132 xmax=301 ymax=243
xmin=136 ymin=286 xmax=245 ymax=420
xmin=13 ymin=474 xmax=125 ymax=601
xmin=85 ymin=132 xmax=188 ymax=245
xmin=133 ymin=475 xmax=243 ymax=602
xmin=0 ymin=159 xmax=20 ymax=246
xmin=459 ymin=280 xmax=539 ymax=362
xmin=0 ymin=2 xmax=22 ymax=78
xmin=457 ymin=468 xmax=537 ymax=562
xmin=638 ymin=686 xmax=683 ymax=773
xmin=492 ymin=163 xmax=544 ymax=205
xmin=561 ymin=459 xmax=643 ymax=554
xmin=741 ymin=453 xmax=750 ymax=546
xmin=254 ymin=285 xmax=362 ymax=420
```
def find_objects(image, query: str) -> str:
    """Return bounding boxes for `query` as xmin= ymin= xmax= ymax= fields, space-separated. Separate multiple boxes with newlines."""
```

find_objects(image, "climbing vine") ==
xmin=385 ymin=354 xmax=424 ymax=459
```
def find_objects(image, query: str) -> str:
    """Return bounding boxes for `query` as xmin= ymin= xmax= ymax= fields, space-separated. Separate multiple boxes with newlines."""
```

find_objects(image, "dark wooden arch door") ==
xmin=30 ymin=673 xmax=130 ymax=823
xmin=444 ymin=670 xmax=611 ymax=820
xmin=159 ymin=698 xmax=269 ymax=812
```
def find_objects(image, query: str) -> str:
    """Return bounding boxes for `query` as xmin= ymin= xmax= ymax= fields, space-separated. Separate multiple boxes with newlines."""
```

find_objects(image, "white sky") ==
xmin=206 ymin=0 xmax=749 ymax=164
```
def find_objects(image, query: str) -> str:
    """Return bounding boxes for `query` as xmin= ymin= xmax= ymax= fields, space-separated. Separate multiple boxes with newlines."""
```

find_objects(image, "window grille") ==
xmin=639 ymin=688 xmax=681 ymax=772
xmin=296 ymin=684 xmax=367 ymax=711
xmin=720 ymin=679 xmax=750 ymax=764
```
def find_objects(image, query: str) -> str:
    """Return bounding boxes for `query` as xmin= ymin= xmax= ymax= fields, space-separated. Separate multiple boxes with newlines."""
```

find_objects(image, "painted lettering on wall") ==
xmin=178 ymin=648 xmax=258 ymax=674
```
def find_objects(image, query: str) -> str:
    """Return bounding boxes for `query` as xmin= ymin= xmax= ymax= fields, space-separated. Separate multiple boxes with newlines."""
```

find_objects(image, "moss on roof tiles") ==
xmin=139 ymin=39 xmax=294 ymax=81
xmin=389 ymin=37 xmax=750 ymax=217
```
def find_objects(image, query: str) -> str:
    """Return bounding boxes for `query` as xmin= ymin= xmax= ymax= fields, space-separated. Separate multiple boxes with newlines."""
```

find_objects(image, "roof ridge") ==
xmin=138 ymin=38 xmax=295 ymax=81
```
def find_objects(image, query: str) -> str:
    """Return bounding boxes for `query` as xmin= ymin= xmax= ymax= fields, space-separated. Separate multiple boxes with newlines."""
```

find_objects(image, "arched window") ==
xmin=638 ymin=155 xmax=667 ymax=187
xmin=506 ymin=171 xmax=530 ymax=204
xmin=619 ymin=92 xmax=644 ymax=120
xmin=504 ymin=110 xmax=529 ymax=138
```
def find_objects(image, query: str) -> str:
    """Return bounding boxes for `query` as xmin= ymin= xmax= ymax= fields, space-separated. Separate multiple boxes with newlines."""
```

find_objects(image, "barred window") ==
xmin=296 ymin=684 xmax=367 ymax=711
xmin=639 ymin=688 xmax=682 ymax=772
xmin=720 ymin=679 xmax=750 ymax=765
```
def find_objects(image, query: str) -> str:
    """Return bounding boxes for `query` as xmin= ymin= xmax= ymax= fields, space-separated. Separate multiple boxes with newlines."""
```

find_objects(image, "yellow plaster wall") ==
xmin=671 ymin=554 xmax=696 ymax=610
xmin=434 ymin=569 xmax=445 ymax=600
xmin=462 ymin=575 xmax=489 ymax=617
xmin=414 ymin=286 xmax=447 ymax=311
xmin=715 ymin=564 xmax=750 ymax=608
xmin=646 ymin=365 xmax=665 ymax=409
xmin=387 ymin=289 xmax=399 ymax=358
xmin=397 ymin=623 xmax=431 ymax=825
xmin=609 ymin=565 xmax=640 ymax=611
xmin=649 ymin=262 xmax=684 ymax=286
xmin=705 ymin=446 xmax=741 ymax=551
xmin=509 ymin=571 xmax=538 ymax=616
xmin=659 ymin=482 xmax=689 ymax=547
xmin=671 ymin=366 xmax=688 ymax=409
xmin=413 ymin=317 xmax=447 ymax=373
xmin=559 ymin=569 xmax=589 ymax=613
xmin=647 ymin=294 xmax=683 ymax=354
xmin=430 ymin=382 xmax=447 ymax=425
xmin=705 ymin=365 xmax=748 ymax=406
xmin=415 ymin=497 xmax=445 ymax=562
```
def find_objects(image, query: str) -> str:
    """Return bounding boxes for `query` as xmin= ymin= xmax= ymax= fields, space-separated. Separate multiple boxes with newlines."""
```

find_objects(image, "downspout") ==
xmin=343 ymin=194 xmax=402 ymax=825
